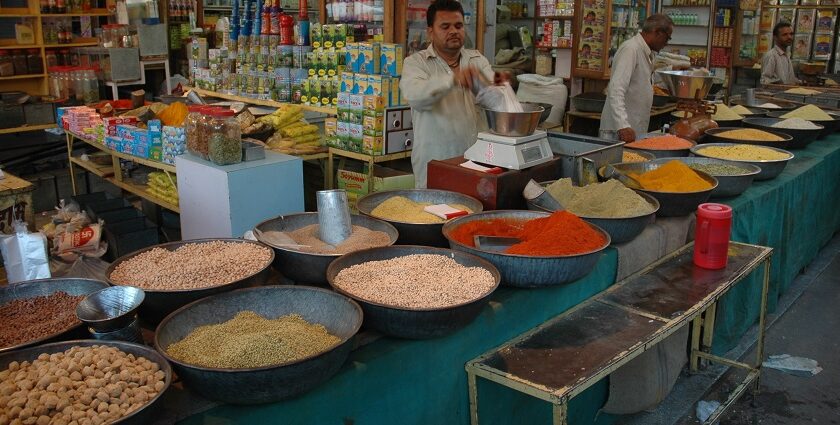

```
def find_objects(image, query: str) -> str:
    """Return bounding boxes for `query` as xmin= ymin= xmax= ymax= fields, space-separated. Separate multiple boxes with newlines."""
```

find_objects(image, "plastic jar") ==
xmin=0 ymin=51 xmax=13 ymax=77
xmin=693 ymin=203 xmax=732 ymax=270
xmin=12 ymin=50 xmax=28 ymax=75
xmin=185 ymin=105 xmax=207 ymax=159
xmin=26 ymin=49 xmax=43 ymax=75
xmin=207 ymin=109 xmax=242 ymax=165
xmin=45 ymin=50 xmax=58 ymax=68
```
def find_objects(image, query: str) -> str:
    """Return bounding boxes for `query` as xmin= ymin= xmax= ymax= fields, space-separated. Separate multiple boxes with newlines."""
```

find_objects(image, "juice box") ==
xmin=322 ymin=24 xmax=335 ymax=48
xmin=310 ymin=22 xmax=323 ymax=48
xmin=359 ymin=42 xmax=381 ymax=74
xmin=380 ymin=43 xmax=404 ymax=76
xmin=326 ymin=48 xmax=339 ymax=77
xmin=334 ymin=24 xmax=347 ymax=48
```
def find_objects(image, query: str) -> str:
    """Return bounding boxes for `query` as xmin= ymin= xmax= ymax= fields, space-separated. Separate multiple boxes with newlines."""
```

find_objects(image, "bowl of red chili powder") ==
xmin=442 ymin=210 xmax=610 ymax=288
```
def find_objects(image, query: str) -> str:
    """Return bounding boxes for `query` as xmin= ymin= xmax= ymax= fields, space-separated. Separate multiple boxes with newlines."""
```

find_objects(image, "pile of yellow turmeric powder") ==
xmin=629 ymin=160 xmax=714 ymax=192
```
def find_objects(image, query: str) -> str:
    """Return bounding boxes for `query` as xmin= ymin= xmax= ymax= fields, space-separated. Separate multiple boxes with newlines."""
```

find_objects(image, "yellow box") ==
xmin=363 ymin=115 xmax=384 ymax=136
xmin=363 ymin=135 xmax=384 ymax=155
xmin=365 ymin=74 xmax=390 ymax=98
xmin=363 ymin=94 xmax=385 ymax=113
xmin=325 ymin=118 xmax=338 ymax=137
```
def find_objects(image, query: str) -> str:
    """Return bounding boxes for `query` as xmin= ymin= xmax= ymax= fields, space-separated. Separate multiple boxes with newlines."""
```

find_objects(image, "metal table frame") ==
xmin=466 ymin=242 xmax=773 ymax=425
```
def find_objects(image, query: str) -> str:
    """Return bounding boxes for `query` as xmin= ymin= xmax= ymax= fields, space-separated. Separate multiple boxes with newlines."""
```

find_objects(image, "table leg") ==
xmin=66 ymin=134 xmax=78 ymax=196
xmin=690 ymin=315 xmax=702 ymax=373
xmin=700 ymin=302 xmax=718 ymax=368
xmin=368 ymin=156 xmax=375 ymax=193
xmin=552 ymin=403 xmax=568 ymax=425
xmin=468 ymin=372 xmax=479 ymax=425
xmin=754 ymin=259 xmax=772 ymax=394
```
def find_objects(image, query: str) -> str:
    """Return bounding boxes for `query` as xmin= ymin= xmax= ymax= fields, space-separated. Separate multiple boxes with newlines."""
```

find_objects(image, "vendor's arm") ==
xmin=400 ymin=55 xmax=456 ymax=111
xmin=605 ymin=46 xmax=639 ymax=140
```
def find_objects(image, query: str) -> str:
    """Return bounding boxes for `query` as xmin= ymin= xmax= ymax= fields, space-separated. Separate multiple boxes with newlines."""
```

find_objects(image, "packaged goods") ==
xmin=380 ymin=43 xmax=404 ymax=76
xmin=628 ymin=160 xmax=713 ymax=192
xmin=370 ymin=196 xmax=472 ymax=223
xmin=545 ymin=179 xmax=655 ymax=218
xmin=715 ymin=128 xmax=785 ymax=141
xmin=781 ymin=104 xmax=834 ymax=121
xmin=0 ymin=292 xmax=85 ymax=349
xmin=625 ymin=135 xmax=693 ymax=150
xmin=358 ymin=42 xmax=380 ymax=74
xmin=696 ymin=145 xmax=791 ymax=161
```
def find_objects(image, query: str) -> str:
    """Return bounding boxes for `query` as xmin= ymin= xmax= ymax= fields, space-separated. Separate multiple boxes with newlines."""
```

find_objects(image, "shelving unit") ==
xmin=185 ymin=85 xmax=338 ymax=115
xmin=659 ymin=0 xmax=711 ymax=67
xmin=572 ymin=0 xmax=650 ymax=79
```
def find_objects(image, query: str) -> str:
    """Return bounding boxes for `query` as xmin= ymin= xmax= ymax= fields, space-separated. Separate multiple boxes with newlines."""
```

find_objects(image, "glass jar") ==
xmin=186 ymin=105 xmax=210 ymax=159
xmin=45 ymin=50 xmax=58 ymax=68
xmin=207 ymin=109 xmax=242 ymax=165
xmin=12 ymin=50 xmax=28 ymax=75
xmin=83 ymin=68 xmax=99 ymax=103
xmin=72 ymin=68 xmax=85 ymax=102
xmin=0 ymin=51 xmax=13 ymax=77
xmin=26 ymin=49 xmax=43 ymax=75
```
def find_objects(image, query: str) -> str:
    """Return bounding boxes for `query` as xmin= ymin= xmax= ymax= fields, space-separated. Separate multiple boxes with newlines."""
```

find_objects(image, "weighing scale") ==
xmin=463 ymin=130 xmax=553 ymax=170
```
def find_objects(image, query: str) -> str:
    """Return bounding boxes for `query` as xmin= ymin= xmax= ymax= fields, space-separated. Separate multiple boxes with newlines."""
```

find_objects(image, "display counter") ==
xmin=168 ymin=134 xmax=840 ymax=425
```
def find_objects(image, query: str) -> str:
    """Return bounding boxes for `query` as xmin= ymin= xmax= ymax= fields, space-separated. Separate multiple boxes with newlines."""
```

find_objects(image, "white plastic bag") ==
xmin=0 ymin=221 xmax=50 ymax=283
xmin=475 ymin=82 xmax=524 ymax=112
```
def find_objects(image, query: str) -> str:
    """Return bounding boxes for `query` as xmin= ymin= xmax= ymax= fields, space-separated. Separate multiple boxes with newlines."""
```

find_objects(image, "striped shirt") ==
xmin=761 ymin=45 xmax=797 ymax=85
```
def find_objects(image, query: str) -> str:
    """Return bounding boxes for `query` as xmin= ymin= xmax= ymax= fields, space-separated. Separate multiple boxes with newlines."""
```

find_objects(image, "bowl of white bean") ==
xmin=326 ymin=245 xmax=501 ymax=339
xmin=106 ymin=238 xmax=275 ymax=325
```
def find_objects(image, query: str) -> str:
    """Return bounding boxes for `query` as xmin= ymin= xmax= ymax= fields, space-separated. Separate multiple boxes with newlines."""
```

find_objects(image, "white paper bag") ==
xmin=0 ymin=221 xmax=50 ymax=284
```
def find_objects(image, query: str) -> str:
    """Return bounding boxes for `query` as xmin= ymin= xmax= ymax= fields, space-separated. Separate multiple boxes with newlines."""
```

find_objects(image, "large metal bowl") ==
xmin=106 ymin=238 xmax=274 ymax=325
xmin=0 ymin=340 xmax=172 ymax=424
xmin=571 ymin=92 xmax=606 ymax=113
xmin=0 ymin=278 xmax=110 ymax=353
xmin=326 ymin=245 xmax=501 ymax=339
xmin=356 ymin=189 xmax=484 ymax=247
xmin=441 ymin=210 xmax=611 ymax=288
xmin=527 ymin=181 xmax=659 ymax=244
xmin=597 ymin=162 xmax=718 ymax=217
xmin=522 ymin=101 xmax=553 ymax=123
xmin=481 ymin=103 xmax=545 ymax=137
xmin=154 ymin=286 xmax=362 ymax=404
xmin=691 ymin=143 xmax=794 ymax=181
xmin=734 ymin=106 xmax=770 ymax=117
xmin=766 ymin=110 xmax=840 ymax=139
xmin=651 ymin=157 xmax=760 ymax=198
xmin=254 ymin=212 xmax=398 ymax=285
xmin=704 ymin=127 xmax=795 ymax=150
xmin=624 ymin=134 xmax=696 ymax=158
xmin=657 ymin=70 xmax=718 ymax=100
xmin=743 ymin=117 xmax=822 ymax=149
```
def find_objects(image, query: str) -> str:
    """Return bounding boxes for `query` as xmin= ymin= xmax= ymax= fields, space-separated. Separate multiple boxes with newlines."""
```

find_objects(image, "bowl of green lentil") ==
xmin=356 ymin=189 xmax=484 ymax=247
xmin=154 ymin=285 xmax=363 ymax=404
xmin=661 ymin=157 xmax=761 ymax=198
xmin=690 ymin=143 xmax=794 ymax=181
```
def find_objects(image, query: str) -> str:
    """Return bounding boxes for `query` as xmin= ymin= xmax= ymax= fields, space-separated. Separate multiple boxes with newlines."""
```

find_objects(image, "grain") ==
xmin=0 ymin=345 xmax=165 ymax=425
xmin=371 ymin=196 xmax=472 ymax=223
xmin=711 ymin=104 xmax=744 ymax=121
xmin=715 ymin=128 xmax=785 ymax=141
xmin=622 ymin=151 xmax=649 ymax=163
xmin=546 ymin=178 xmax=655 ymax=218
xmin=730 ymin=105 xmax=755 ymax=115
xmin=287 ymin=224 xmax=391 ymax=254
xmin=625 ymin=135 xmax=693 ymax=150
xmin=758 ymin=102 xmax=781 ymax=109
xmin=772 ymin=117 xmax=822 ymax=130
xmin=688 ymin=163 xmax=751 ymax=176
xmin=166 ymin=311 xmax=340 ymax=368
xmin=0 ymin=292 xmax=85 ymax=349
xmin=782 ymin=105 xmax=834 ymax=121
xmin=333 ymin=254 xmax=496 ymax=309
xmin=697 ymin=145 xmax=790 ymax=161
xmin=785 ymin=87 xmax=821 ymax=95
xmin=109 ymin=241 xmax=272 ymax=290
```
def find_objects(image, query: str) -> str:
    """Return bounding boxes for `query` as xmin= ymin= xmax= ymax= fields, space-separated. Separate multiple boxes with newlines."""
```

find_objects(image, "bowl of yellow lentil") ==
xmin=743 ymin=117 xmax=823 ymax=149
xmin=154 ymin=285 xmax=363 ymax=404
xmin=704 ymin=127 xmax=795 ymax=150
xmin=690 ymin=143 xmax=794 ymax=181
xmin=356 ymin=189 xmax=484 ymax=247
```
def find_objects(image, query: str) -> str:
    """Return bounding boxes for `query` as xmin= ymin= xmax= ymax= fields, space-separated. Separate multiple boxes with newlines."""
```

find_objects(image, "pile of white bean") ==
xmin=0 ymin=345 xmax=166 ymax=425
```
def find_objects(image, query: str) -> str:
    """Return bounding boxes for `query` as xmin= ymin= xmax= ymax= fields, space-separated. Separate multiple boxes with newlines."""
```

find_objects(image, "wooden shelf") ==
xmin=41 ymin=9 xmax=111 ymax=16
xmin=0 ymin=73 xmax=46 ymax=80
xmin=0 ymin=13 xmax=37 ymax=17
xmin=537 ymin=15 xmax=574 ymax=19
xmin=44 ymin=39 xmax=98 ymax=48
xmin=186 ymin=86 xmax=338 ymax=115
xmin=110 ymin=178 xmax=180 ymax=213
xmin=0 ymin=123 xmax=55 ymax=134
xmin=0 ymin=43 xmax=40 ymax=49
xmin=68 ymin=131 xmax=177 ymax=173
xmin=69 ymin=156 xmax=114 ymax=178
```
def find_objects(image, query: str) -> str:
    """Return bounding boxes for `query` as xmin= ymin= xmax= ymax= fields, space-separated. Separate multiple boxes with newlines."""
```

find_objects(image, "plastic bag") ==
xmin=54 ymin=224 xmax=103 ymax=256
xmin=50 ymin=256 xmax=110 ymax=281
xmin=475 ymin=82 xmax=524 ymax=113
xmin=0 ymin=221 xmax=50 ymax=283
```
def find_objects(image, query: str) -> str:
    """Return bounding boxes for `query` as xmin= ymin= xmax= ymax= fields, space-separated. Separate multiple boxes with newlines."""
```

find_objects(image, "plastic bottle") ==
xmin=693 ymin=203 xmax=732 ymax=269
xmin=279 ymin=8 xmax=294 ymax=45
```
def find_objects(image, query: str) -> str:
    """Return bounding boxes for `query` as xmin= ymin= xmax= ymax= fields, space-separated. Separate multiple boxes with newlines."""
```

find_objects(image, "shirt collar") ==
xmin=635 ymin=33 xmax=654 ymax=59
xmin=774 ymin=45 xmax=787 ymax=56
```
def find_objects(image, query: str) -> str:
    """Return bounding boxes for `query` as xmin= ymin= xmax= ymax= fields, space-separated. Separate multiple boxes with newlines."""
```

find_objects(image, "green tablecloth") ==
xmin=184 ymin=136 xmax=840 ymax=425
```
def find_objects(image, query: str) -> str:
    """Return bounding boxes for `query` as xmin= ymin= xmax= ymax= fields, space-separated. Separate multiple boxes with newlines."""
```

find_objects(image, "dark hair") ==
xmin=426 ymin=0 xmax=464 ymax=27
xmin=773 ymin=21 xmax=792 ymax=37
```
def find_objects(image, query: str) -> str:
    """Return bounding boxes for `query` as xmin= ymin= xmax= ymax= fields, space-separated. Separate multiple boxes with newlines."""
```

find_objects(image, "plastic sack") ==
xmin=50 ymin=256 xmax=110 ymax=281
xmin=516 ymin=74 xmax=567 ymax=124
xmin=475 ymin=82 xmax=524 ymax=112
xmin=0 ymin=221 xmax=50 ymax=283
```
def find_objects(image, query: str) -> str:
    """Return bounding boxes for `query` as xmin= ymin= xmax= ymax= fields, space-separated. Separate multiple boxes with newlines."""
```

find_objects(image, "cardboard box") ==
xmin=325 ymin=118 xmax=338 ymax=137
xmin=363 ymin=95 xmax=385 ymax=116
xmin=336 ymin=164 xmax=415 ymax=211
xmin=349 ymin=94 xmax=364 ymax=124
xmin=380 ymin=44 xmax=404 ymax=76
xmin=363 ymin=115 xmax=384 ymax=136
xmin=348 ymin=124 xmax=364 ymax=152
xmin=340 ymin=71 xmax=355 ymax=93
xmin=365 ymin=74 xmax=390 ymax=98
xmin=345 ymin=43 xmax=360 ymax=73
xmin=363 ymin=135 xmax=384 ymax=154
xmin=359 ymin=42 xmax=381 ymax=74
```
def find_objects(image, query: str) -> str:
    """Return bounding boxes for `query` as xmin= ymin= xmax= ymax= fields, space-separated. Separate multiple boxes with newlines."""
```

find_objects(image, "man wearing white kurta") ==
xmin=400 ymin=0 xmax=498 ymax=188
xmin=600 ymin=14 xmax=674 ymax=143
xmin=760 ymin=22 xmax=799 ymax=86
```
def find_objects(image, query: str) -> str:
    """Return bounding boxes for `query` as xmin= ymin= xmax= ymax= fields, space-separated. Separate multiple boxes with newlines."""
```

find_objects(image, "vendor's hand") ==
xmin=494 ymin=71 xmax=512 ymax=85
xmin=454 ymin=66 xmax=491 ymax=92
xmin=617 ymin=128 xmax=636 ymax=143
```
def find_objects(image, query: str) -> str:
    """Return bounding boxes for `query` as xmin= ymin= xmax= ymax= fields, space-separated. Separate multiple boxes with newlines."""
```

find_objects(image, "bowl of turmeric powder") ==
xmin=598 ymin=160 xmax=718 ymax=217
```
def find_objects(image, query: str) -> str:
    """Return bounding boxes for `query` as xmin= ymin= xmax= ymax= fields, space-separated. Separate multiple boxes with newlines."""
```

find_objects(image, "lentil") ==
xmin=288 ymin=224 xmax=391 ymax=254
xmin=545 ymin=178 xmax=655 ymax=218
xmin=772 ymin=117 xmax=822 ymax=130
xmin=166 ymin=311 xmax=340 ymax=368
xmin=625 ymin=135 xmax=693 ymax=150
xmin=207 ymin=134 xmax=242 ymax=165
xmin=622 ymin=151 xmax=649 ymax=163
xmin=730 ymin=105 xmax=755 ymax=115
xmin=715 ymin=128 xmax=785 ymax=141
xmin=333 ymin=254 xmax=496 ymax=309
xmin=109 ymin=241 xmax=272 ymax=290
xmin=782 ymin=104 xmax=834 ymax=121
xmin=0 ymin=292 xmax=85 ymax=349
xmin=370 ymin=196 xmax=472 ymax=223
xmin=628 ymin=160 xmax=713 ymax=192
xmin=0 ymin=345 xmax=165 ymax=425
xmin=697 ymin=145 xmax=791 ymax=161
xmin=688 ymin=163 xmax=751 ymax=176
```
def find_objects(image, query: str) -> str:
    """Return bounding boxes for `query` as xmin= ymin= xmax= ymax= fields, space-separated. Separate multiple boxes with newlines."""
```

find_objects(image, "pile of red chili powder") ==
xmin=449 ymin=211 xmax=606 ymax=256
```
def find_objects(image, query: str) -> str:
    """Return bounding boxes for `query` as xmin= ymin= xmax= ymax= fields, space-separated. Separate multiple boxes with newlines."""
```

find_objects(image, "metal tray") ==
xmin=546 ymin=131 xmax=624 ymax=185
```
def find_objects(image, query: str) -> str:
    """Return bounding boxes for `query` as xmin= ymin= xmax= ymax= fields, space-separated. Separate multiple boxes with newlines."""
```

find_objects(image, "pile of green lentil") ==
xmin=688 ymin=162 xmax=750 ymax=176
xmin=166 ymin=311 xmax=341 ymax=368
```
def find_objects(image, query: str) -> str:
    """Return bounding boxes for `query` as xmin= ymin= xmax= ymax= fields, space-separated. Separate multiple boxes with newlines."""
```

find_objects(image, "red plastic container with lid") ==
xmin=693 ymin=203 xmax=733 ymax=270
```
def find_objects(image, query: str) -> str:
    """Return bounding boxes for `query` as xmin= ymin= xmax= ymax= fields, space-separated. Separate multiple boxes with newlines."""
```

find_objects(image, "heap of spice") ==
xmin=371 ymin=196 xmax=472 ymax=224
xmin=449 ymin=211 xmax=607 ymax=256
xmin=785 ymin=87 xmax=821 ymax=95
xmin=0 ymin=292 xmax=85 ymax=349
xmin=688 ymin=162 xmax=751 ymax=176
xmin=628 ymin=160 xmax=713 ymax=192
xmin=782 ymin=104 xmax=834 ymax=121
xmin=696 ymin=145 xmax=791 ymax=161
xmin=772 ymin=118 xmax=822 ymax=130
xmin=622 ymin=151 xmax=650 ymax=163
xmin=730 ymin=105 xmax=755 ymax=115
xmin=546 ymin=179 xmax=655 ymax=218
xmin=625 ymin=135 xmax=693 ymax=150
xmin=288 ymin=224 xmax=391 ymax=254
xmin=715 ymin=128 xmax=785 ymax=141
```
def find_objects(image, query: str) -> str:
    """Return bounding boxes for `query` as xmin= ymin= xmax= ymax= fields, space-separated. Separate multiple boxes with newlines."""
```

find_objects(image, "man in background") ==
xmin=761 ymin=22 xmax=800 ymax=85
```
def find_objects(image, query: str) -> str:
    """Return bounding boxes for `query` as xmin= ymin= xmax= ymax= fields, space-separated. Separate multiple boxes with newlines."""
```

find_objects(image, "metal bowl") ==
xmin=0 ymin=340 xmax=172 ymax=424
xmin=657 ymin=70 xmax=718 ymax=100
xmin=704 ymin=127 xmax=795 ymax=150
xmin=570 ymin=92 xmax=606 ymax=113
xmin=356 ymin=189 xmax=484 ymax=247
xmin=522 ymin=101 xmax=553 ymax=123
xmin=766 ymin=110 xmax=840 ymax=139
xmin=597 ymin=162 xmax=718 ymax=217
xmin=106 ymin=238 xmax=274 ymax=325
xmin=650 ymin=157 xmax=760 ymax=198
xmin=742 ymin=117 xmax=823 ymax=149
xmin=0 ymin=278 xmax=110 ymax=353
xmin=326 ymin=246 xmax=501 ymax=339
xmin=441 ymin=210 xmax=611 ymax=288
xmin=76 ymin=286 xmax=145 ymax=332
xmin=527 ymin=181 xmax=659 ymax=244
xmin=735 ymin=106 xmax=770 ymax=117
xmin=254 ymin=212 xmax=398 ymax=285
xmin=154 ymin=286 xmax=362 ymax=404
xmin=691 ymin=143 xmax=794 ymax=181
xmin=624 ymin=134 xmax=696 ymax=158
xmin=481 ymin=103 xmax=545 ymax=137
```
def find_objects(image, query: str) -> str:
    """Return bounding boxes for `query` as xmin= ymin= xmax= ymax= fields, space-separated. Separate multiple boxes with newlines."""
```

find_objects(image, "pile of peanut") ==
xmin=0 ymin=345 xmax=166 ymax=425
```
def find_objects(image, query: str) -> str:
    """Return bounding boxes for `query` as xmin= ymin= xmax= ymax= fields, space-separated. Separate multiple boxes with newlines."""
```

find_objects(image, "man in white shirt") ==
xmin=760 ymin=22 xmax=799 ymax=85
xmin=400 ymin=0 xmax=506 ymax=188
xmin=600 ymin=14 xmax=674 ymax=143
